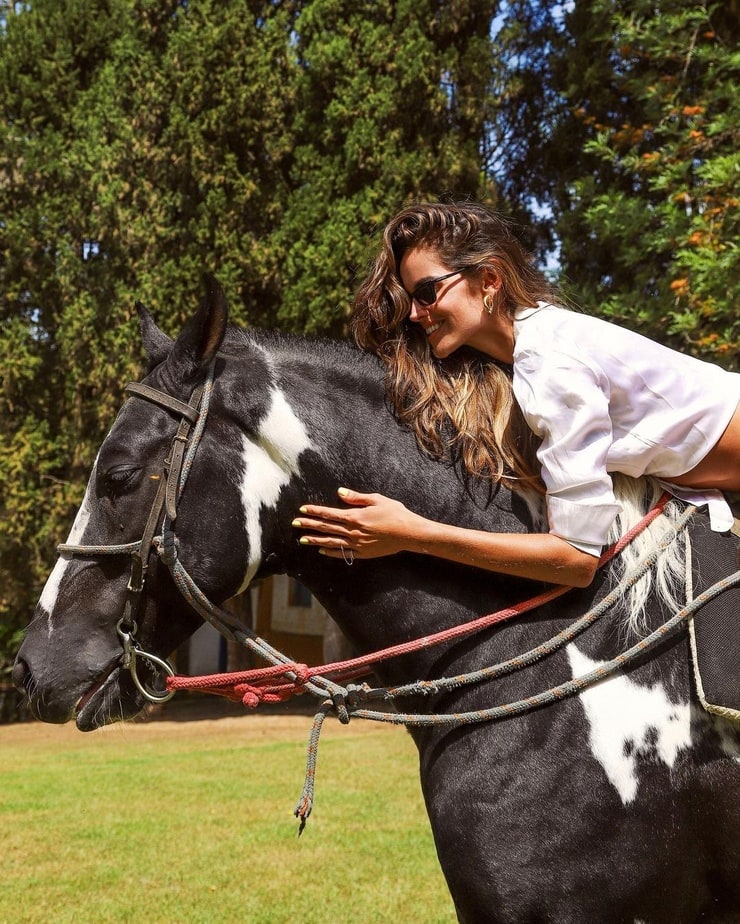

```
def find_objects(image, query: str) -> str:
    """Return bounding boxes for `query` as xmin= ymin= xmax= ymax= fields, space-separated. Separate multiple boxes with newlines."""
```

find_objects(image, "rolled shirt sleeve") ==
xmin=513 ymin=350 xmax=622 ymax=555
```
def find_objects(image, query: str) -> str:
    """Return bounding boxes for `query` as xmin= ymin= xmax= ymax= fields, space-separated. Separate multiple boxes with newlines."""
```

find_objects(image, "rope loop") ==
xmin=158 ymin=528 xmax=179 ymax=566
xmin=331 ymin=691 xmax=351 ymax=724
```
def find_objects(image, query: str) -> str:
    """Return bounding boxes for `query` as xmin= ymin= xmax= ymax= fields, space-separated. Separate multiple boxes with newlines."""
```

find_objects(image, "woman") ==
xmin=292 ymin=201 xmax=740 ymax=588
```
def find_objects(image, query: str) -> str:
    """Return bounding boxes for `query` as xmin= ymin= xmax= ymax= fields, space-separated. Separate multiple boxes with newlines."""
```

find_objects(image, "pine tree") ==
xmin=0 ymin=0 xmax=301 ymax=673
xmin=273 ymin=0 xmax=499 ymax=335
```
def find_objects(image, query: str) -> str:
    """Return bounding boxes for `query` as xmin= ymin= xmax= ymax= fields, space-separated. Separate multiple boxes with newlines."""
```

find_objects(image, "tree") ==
xmin=0 ymin=0 xmax=504 ymax=677
xmin=0 ymin=0 xmax=302 ymax=676
xmin=274 ymin=0 xmax=499 ymax=335
xmin=562 ymin=1 xmax=739 ymax=366
xmin=489 ymin=0 xmax=738 ymax=366
xmin=0 ymin=0 xmax=133 ymax=675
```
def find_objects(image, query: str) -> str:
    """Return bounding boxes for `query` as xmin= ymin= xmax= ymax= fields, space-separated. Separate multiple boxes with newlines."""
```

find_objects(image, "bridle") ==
xmin=58 ymin=366 xmax=218 ymax=703
xmin=58 ymin=362 xmax=355 ymax=712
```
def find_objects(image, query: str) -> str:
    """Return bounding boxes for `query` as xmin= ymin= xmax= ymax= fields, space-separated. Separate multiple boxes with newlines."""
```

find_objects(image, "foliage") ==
xmin=492 ymin=0 xmax=738 ymax=363
xmin=562 ymin=1 xmax=738 ymax=364
xmin=1 ymin=0 xmax=737 ymax=675
xmin=0 ymin=0 xmax=495 ymax=674
xmin=275 ymin=0 xmax=497 ymax=334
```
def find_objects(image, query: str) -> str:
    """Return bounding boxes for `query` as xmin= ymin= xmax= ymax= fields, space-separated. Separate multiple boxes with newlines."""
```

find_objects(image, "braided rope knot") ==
xmin=230 ymin=663 xmax=314 ymax=709
xmin=330 ymin=690 xmax=351 ymax=724
xmin=288 ymin=664 xmax=312 ymax=686
xmin=325 ymin=682 xmax=372 ymax=724
xmin=236 ymin=683 xmax=305 ymax=709
xmin=344 ymin=683 xmax=369 ymax=707
xmin=158 ymin=529 xmax=179 ymax=566
xmin=238 ymin=685 xmax=266 ymax=708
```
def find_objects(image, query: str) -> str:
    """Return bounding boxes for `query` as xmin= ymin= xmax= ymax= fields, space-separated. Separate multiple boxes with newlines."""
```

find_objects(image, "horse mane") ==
xmin=223 ymin=325 xmax=377 ymax=369
xmin=223 ymin=324 xmax=687 ymax=637
xmin=608 ymin=475 xmax=686 ymax=636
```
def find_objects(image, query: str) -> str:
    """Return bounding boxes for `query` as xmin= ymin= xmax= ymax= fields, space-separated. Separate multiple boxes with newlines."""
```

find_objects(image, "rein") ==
xmin=168 ymin=491 xmax=673 ymax=707
xmin=56 ymin=370 xmax=740 ymax=832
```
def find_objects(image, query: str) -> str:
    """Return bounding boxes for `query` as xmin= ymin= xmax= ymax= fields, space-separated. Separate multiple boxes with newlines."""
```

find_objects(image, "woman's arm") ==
xmin=292 ymin=487 xmax=599 ymax=588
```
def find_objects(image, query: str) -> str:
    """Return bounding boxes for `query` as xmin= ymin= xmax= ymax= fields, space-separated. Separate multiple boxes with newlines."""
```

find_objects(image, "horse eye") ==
xmin=101 ymin=465 xmax=140 ymax=496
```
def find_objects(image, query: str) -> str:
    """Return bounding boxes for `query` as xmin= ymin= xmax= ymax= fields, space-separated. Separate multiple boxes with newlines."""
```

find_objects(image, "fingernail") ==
xmin=299 ymin=506 xmax=309 ymax=514
xmin=291 ymin=519 xmax=302 ymax=527
xmin=299 ymin=537 xmax=310 ymax=545
xmin=338 ymin=487 xmax=348 ymax=497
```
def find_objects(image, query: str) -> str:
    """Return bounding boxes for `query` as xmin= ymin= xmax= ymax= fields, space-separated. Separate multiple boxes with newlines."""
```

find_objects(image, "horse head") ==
xmin=12 ymin=277 xmax=254 ymax=729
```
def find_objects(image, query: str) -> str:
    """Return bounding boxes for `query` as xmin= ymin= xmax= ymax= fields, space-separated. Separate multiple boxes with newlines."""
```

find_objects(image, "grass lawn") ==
xmin=0 ymin=703 xmax=457 ymax=924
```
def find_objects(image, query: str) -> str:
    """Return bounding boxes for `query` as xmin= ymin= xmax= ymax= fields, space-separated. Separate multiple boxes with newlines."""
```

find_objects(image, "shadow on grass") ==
xmin=145 ymin=690 xmax=322 ymax=723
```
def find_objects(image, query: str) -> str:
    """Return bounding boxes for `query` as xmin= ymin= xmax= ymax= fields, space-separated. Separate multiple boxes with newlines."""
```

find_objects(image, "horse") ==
xmin=13 ymin=277 xmax=740 ymax=923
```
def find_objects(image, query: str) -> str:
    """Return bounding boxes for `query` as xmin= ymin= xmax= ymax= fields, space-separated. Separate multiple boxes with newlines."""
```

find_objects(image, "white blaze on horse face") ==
xmin=38 ymin=463 xmax=97 ymax=629
xmin=237 ymin=387 xmax=311 ymax=592
xmin=567 ymin=645 xmax=692 ymax=804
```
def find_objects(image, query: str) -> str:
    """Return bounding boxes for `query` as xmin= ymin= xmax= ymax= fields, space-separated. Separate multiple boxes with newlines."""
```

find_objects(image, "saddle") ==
xmin=689 ymin=500 xmax=740 ymax=722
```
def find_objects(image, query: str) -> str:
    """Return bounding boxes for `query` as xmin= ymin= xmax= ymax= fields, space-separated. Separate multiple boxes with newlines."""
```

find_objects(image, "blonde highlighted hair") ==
xmin=350 ymin=201 xmax=556 ymax=489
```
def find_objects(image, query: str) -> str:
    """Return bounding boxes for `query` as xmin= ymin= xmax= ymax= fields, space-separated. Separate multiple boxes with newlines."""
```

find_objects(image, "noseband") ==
xmin=57 ymin=367 xmax=215 ymax=703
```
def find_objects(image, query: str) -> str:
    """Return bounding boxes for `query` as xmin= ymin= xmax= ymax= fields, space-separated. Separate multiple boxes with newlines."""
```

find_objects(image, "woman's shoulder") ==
xmin=513 ymin=303 xmax=597 ymax=355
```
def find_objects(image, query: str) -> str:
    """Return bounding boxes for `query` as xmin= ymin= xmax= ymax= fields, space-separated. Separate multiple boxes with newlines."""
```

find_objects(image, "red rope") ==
xmin=167 ymin=493 xmax=672 ymax=706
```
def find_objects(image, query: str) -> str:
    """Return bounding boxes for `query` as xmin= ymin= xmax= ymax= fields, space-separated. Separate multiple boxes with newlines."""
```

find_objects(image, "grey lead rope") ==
xmin=294 ymin=565 xmax=740 ymax=831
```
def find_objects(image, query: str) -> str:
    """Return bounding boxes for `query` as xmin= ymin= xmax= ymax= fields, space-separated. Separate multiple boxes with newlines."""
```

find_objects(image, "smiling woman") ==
xmin=296 ymin=201 xmax=740 ymax=598
xmin=400 ymin=252 xmax=514 ymax=363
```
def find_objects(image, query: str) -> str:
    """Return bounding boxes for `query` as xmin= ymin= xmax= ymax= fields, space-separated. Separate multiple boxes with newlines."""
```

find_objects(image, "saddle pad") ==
xmin=689 ymin=513 xmax=740 ymax=721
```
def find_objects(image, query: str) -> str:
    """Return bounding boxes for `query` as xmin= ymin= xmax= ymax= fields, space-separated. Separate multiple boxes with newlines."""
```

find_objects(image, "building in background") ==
xmin=183 ymin=576 xmax=348 ymax=676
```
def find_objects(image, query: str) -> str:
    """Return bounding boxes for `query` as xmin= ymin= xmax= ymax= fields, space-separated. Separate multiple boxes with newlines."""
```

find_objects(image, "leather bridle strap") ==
xmin=124 ymin=381 xmax=200 ymax=424
xmin=121 ymin=378 xmax=207 ymax=613
xmin=125 ymin=380 xmax=203 ymax=521
xmin=59 ymin=374 xmax=209 ymax=623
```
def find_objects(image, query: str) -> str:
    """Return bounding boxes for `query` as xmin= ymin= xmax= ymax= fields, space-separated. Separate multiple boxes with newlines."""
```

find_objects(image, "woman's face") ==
xmin=399 ymin=247 xmax=513 ymax=362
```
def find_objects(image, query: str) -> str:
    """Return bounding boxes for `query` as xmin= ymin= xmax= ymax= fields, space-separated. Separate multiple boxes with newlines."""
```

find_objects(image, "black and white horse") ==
xmin=14 ymin=279 xmax=740 ymax=923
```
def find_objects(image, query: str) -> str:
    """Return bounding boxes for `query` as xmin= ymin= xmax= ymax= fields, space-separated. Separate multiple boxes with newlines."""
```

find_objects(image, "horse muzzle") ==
xmin=12 ymin=626 xmax=146 ymax=730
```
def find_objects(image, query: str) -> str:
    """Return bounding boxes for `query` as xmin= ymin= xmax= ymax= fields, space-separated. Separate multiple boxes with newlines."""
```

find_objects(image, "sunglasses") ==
xmin=407 ymin=270 xmax=462 ymax=307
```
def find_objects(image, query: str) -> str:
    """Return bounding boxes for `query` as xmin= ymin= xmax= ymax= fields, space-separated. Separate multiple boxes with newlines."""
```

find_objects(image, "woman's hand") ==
xmin=292 ymin=487 xmax=420 ymax=560
xmin=293 ymin=487 xmax=599 ymax=587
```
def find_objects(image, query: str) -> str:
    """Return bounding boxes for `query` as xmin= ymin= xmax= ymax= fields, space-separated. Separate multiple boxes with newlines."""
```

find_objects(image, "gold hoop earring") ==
xmin=483 ymin=294 xmax=495 ymax=315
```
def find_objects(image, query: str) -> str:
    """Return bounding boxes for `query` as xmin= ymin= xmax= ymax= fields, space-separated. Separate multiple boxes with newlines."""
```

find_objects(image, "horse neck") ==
xmin=241 ymin=337 xmax=541 ymax=672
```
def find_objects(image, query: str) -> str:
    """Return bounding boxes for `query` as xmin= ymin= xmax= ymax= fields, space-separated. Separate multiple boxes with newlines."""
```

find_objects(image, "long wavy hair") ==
xmin=350 ymin=201 xmax=557 ymax=491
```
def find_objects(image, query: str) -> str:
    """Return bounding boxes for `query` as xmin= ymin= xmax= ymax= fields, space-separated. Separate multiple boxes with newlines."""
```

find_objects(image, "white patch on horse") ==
xmin=38 ymin=464 xmax=97 ymax=629
xmin=567 ymin=644 xmax=691 ymax=804
xmin=237 ymin=387 xmax=311 ymax=591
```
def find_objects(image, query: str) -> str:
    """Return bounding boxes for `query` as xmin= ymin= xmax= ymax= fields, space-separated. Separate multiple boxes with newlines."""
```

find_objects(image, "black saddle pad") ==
xmin=689 ymin=514 xmax=740 ymax=719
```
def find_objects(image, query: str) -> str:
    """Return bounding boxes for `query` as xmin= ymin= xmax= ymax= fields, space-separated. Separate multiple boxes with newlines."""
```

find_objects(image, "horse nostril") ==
xmin=11 ymin=657 xmax=30 ymax=693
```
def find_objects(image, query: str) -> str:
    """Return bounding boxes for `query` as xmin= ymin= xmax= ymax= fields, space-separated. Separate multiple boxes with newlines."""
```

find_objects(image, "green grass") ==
xmin=0 ymin=709 xmax=457 ymax=924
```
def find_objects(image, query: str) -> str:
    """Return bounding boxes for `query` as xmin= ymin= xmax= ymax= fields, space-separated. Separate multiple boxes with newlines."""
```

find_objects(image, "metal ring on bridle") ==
xmin=116 ymin=618 xmax=176 ymax=704
xmin=341 ymin=545 xmax=355 ymax=565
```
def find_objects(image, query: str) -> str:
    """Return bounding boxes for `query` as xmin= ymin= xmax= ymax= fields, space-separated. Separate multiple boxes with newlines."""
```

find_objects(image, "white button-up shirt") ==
xmin=512 ymin=304 xmax=740 ymax=554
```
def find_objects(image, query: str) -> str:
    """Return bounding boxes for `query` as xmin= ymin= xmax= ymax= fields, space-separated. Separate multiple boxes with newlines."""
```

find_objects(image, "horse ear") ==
xmin=169 ymin=273 xmax=229 ymax=377
xmin=137 ymin=302 xmax=174 ymax=371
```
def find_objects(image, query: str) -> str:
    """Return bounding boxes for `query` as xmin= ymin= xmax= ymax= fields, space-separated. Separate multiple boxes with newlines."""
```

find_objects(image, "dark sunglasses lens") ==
xmin=413 ymin=281 xmax=436 ymax=306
